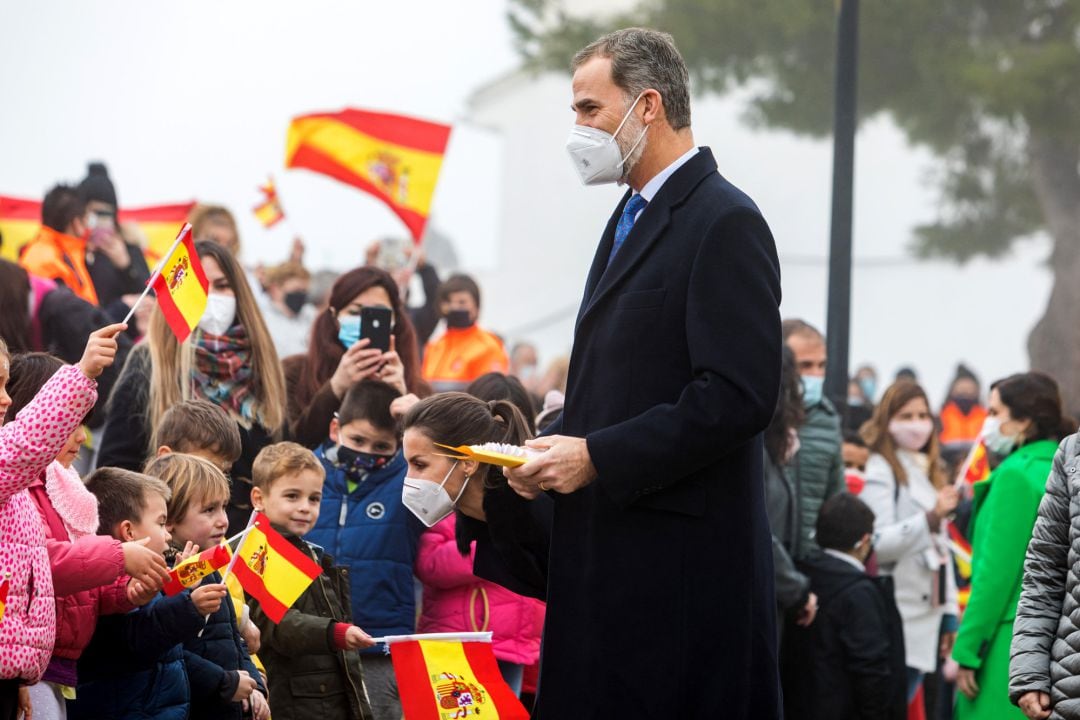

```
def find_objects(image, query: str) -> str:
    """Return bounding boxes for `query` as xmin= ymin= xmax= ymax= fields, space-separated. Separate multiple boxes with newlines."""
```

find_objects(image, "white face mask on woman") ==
xmin=401 ymin=461 xmax=469 ymax=528
xmin=982 ymin=416 xmax=1023 ymax=456
xmin=198 ymin=294 xmax=237 ymax=336
xmin=888 ymin=418 xmax=934 ymax=452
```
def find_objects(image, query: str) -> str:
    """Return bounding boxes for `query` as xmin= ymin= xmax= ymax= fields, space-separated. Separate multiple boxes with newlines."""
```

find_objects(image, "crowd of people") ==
xmin=1 ymin=71 xmax=1077 ymax=718
xmin=770 ymin=321 xmax=1078 ymax=720
xmin=0 ymin=164 xmax=571 ymax=720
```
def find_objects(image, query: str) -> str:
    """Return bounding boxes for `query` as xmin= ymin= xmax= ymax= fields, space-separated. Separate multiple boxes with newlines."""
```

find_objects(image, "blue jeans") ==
xmin=497 ymin=660 xmax=524 ymax=697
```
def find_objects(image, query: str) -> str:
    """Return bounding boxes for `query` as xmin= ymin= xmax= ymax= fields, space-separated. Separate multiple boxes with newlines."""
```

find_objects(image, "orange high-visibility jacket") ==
xmin=940 ymin=400 xmax=987 ymax=445
xmin=422 ymin=324 xmax=509 ymax=391
xmin=19 ymin=227 xmax=98 ymax=306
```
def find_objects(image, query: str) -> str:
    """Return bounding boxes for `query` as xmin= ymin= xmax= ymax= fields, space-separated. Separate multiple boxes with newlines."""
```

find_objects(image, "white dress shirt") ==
xmin=629 ymin=146 xmax=700 ymax=220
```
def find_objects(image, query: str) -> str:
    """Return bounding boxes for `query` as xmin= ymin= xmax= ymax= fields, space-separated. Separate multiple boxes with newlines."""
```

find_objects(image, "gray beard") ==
xmin=616 ymin=114 xmax=648 ymax=184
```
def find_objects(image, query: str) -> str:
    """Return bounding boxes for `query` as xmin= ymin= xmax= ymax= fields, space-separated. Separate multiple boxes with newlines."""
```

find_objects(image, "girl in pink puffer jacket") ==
xmin=0 ymin=325 xmax=124 ymax=720
xmin=8 ymin=353 xmax=170 ymax=720
xmin=415 ymin=514 xmax=545 ymax=694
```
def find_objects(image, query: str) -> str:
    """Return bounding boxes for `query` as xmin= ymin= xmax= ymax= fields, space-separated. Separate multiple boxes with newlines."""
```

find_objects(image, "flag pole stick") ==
xmin=122 ymin=222 xmax=192 ymax=326
xmin=197 ymin=509 xmax=258 ymax=637
xmin=952 ymin=434 xmax=984 ymax=493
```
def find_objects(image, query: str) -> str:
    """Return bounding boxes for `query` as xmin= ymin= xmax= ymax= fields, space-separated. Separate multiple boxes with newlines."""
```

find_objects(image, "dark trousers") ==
xmin=0 ymin=679 xmax=19 ymax=720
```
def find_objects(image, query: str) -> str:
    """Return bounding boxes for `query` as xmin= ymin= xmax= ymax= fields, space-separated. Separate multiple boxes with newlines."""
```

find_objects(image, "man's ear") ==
xmin=250 ymin=485 xmax=265 ymax=512
xmin=641 ymin=88 xmax=663 ymax=126
xmin=329 ymin=417 xmax=340 ymax=444
xmin=156 ymin=445 xmax=172 ymax=457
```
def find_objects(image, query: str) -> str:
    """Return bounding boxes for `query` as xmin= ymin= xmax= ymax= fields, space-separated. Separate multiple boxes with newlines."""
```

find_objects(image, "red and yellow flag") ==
xmin=252 ymin=178 xmax=285 ymax=228
xmin=962 ymin=442 xmax=990 ymax=485
xmin=232 ymin=512 xmax=322 ymax=623
xmin=163 ymin=544 xmax=231 ymax=596
xmin=0 ymin=195 xmax=195 ymax=265
xmin=389 ymin=633 xmax=529 ymax=720
xmin=152 ymin=223 xmax=209 ymax=343
xmin=285 ymin=108 xmax=451 ymax=241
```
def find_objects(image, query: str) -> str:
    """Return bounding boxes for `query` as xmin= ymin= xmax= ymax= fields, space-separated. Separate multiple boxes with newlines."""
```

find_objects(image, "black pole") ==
xmin=825 ymin=0 xmax=859 ymax=409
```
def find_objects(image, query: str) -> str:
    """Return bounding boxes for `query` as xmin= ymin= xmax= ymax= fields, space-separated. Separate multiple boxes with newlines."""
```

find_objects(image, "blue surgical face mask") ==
xmin=338 ymin=315 xmax=361 ymax=349
xmin=801 ymin=375 xmax=825 ymax=407
xmin=858 ymin=377 xmax=876 ymax=402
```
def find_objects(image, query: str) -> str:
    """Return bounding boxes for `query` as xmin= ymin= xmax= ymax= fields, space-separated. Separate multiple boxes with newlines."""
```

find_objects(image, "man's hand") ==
xmin=795 ymin=592 xmax=818 ymax=628
xmin=122 ymin=537 xmax=171 ymax=590
xmin=1018 ymin=691 xmax=1052 ymax=719
xmin=956 ymin=666 xmax=980 ymax=701
xmin=505 ymin=436 xmax=597 ymax=499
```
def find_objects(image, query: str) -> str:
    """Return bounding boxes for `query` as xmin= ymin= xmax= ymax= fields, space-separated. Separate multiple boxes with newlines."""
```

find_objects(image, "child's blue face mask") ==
xmin=338 ymin=316 xmax=361 ymax=349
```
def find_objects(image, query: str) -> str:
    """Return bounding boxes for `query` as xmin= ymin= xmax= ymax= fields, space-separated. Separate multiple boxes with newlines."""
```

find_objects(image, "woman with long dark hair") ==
xmin=764 ymin=346 xmax=815 ymax=630
xmin=98 ymin=241 xmax=287 ymax=532
xmin=953 ymin=373 xmax=1074 ymax=719
xmin=283 ymin=266 xmax=425 ymax=448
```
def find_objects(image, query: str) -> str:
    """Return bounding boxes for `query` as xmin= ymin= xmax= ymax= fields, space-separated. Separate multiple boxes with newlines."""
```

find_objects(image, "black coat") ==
xmin=526 ymin=148 xmax=783 ymax=718
xmin=782 ymin=551 xmax=907 ymax=720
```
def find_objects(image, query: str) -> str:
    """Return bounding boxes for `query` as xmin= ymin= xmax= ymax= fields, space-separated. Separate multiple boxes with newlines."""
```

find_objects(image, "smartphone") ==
xmin=360 ymin=306 xmax=393 ymax=353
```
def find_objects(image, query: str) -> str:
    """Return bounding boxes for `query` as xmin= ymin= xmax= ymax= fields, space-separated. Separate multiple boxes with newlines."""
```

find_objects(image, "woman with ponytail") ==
xmin=402 ymin=392 xmax=545 ymax=698
xmin=951 ymin=372 xmax=1074 ymax=719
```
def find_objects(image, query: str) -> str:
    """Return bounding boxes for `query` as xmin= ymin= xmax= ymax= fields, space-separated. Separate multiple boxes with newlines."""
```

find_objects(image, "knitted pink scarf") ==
xmin=45 ymin=461 xmax=100 ymax=540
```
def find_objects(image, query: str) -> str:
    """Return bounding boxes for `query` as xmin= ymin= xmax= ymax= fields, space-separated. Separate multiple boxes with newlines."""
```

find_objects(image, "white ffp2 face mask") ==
xmin=198 ymin=293 xmax=237 ymax=336
xmin=401 ymin=461 xmax=470 ymax=528
xmin=565 ymin=93 xmax=648 ymax=186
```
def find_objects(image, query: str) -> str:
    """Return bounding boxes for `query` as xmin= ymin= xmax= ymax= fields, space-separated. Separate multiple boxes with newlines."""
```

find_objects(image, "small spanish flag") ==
xmin=151 ymin=223 xmax=209 ymax=343
xmin=252 ymin=177 xmax=285 ymax=228
xmin=285 ymin=108 xmax=451 ymax=241
xmin=0 ymin=574 xmax=9 ymax=624
xmin=386 ymin=632 xmax=529 ymax=720
xmin=232 ymin=512 xmax=322 ymax=623
xmin=962 ymin=442 xmax=991 ymax=485
xmin=163 ymin=544 xmax=231 ymax=596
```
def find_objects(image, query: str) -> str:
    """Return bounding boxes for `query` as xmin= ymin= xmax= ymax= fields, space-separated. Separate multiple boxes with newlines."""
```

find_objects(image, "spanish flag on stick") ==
xmin=285 ymin=108 xmax=451 ymax=242
xmin=377 ymin=632 xmax=529 ymax=720
xmin=231 ymin=512 xmax=322 ymax=623
xmin=163 ymin=544 xmax=231 ymax=596
xmin=252 ymin=177 xmax=285 ymax=228
xmin=124 ymin=223 xmax=209 ymax=343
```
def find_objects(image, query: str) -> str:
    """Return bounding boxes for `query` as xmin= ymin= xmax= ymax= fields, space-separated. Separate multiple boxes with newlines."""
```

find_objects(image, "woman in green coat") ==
xmin=953 ymin=372 xmax=1076 ymax=719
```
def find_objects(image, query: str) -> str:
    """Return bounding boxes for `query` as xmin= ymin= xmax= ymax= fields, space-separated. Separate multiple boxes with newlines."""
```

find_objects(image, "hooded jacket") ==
xmin=0 ymin=364 xmax=97 ymax=682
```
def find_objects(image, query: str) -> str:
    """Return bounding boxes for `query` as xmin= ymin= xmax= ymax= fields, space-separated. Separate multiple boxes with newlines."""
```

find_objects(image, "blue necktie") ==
xmin=608 ymin=194 xmax=648 ymax=265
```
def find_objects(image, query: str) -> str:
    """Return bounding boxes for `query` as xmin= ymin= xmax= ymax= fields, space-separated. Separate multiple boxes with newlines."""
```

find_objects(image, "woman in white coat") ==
xmin=860 ymin=380 xmax=960 ymax=704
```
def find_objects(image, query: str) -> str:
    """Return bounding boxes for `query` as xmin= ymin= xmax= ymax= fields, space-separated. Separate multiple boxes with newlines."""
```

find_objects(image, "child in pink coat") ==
xmin=0 ymin=325 xmax=125 ymax=720
xmin=7 ymin=353 xmax=171 ymax=720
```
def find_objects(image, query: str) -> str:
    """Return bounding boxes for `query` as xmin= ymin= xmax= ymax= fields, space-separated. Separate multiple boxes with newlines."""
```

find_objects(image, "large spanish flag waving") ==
xmin=152 ymin=223 xmax=209 ymax=343
xmin=232 ymin=512 xmax=322 ymax=623
xmin=285 ymin=108 xmax=451 ymax=242
xmin=385 ymin=632 xmax=529 ymax=720
xmin=0 ymin=195 xmax=195 ymax=264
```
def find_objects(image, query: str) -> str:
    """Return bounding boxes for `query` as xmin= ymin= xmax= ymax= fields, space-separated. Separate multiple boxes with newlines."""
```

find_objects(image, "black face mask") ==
xmin=950 ymin=396 xmax=978 ymax=415
xmin=446 ymin=309 xmax=473 ymax=329
xmin=335 ymin=445 xmax=394 ymax=481
xmin=284 ymin=291 xmax=308 ymax=315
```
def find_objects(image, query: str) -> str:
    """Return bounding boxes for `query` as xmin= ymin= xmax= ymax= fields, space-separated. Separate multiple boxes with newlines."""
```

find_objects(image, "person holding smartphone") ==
xmin=283 ymin=266 xmax=427 ymax=449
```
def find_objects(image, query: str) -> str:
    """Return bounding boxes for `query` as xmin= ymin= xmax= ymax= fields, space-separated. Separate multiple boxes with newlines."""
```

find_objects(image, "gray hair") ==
xmin=572 ymin=28 xmax=692 ymax=130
